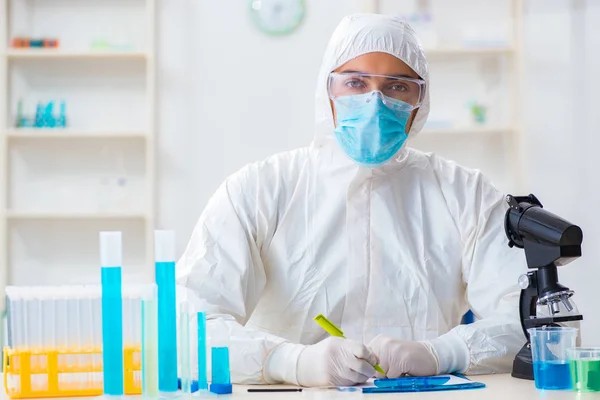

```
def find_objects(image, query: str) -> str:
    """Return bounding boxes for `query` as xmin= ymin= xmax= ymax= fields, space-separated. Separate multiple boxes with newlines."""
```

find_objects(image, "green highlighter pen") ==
xmin=314 ymin=314 xmax=386 ymax=376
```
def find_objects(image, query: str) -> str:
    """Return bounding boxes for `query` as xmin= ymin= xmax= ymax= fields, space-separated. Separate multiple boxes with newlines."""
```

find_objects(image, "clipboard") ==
xmin=359 ymin=374 xmax=486 ymax=393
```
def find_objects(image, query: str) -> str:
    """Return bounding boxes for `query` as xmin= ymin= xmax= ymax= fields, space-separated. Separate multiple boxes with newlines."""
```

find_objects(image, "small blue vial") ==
xmin=210 ymin=347 xmax=232 ymax=395
xmin=57 ymin=100 xmax=67 ymax=128
xmin=34 ymin=103 xmax=43 ymax=127
xmin=197 ymin=312 xmax=208 ymax=390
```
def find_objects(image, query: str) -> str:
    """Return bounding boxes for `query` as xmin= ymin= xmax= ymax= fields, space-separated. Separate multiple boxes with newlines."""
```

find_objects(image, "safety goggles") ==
xmin=328 ymin=72 xmax=426 ymax=107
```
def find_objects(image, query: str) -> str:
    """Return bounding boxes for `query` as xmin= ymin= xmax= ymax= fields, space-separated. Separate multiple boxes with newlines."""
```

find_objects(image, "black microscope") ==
xmin=503 ymin=194 xmax=583 ymax=380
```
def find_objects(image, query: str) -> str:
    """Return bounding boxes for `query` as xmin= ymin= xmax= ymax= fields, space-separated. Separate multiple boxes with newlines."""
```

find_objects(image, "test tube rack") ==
xmin=3 ymin=284 xmax=154 ymax=398
xmin=3 ymin=346 xmax=141 ymax=398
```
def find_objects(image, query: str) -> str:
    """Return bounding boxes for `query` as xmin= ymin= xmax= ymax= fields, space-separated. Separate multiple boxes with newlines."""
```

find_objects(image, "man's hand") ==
xmin=296 ymin=337 xmax=379 ymax=387
xmin=368 ymin=335 xmax=438 ymax=378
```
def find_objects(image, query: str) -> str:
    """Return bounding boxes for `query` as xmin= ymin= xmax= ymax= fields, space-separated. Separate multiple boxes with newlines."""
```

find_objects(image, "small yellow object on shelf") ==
xmin=3 ymin=346 xmax=141 ymax=398
xmin=313 ymin=314 xmax=387 ymax=376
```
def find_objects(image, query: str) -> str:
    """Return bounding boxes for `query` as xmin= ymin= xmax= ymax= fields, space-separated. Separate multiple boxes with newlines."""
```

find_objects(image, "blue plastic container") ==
xmin=197 ymin=312 xmax=208 ymax=390
xmin=156 ymin=261 xmax=178 ymax=392
xmin=210 ymin=347 xmax=232 ymax=395
xmin=101 ymin=266 xmax=124 ymax=395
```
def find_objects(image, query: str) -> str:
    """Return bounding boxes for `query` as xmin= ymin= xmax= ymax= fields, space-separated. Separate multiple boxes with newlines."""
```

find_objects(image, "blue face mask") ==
xmin=333 ymin=91 xmax=414 ymax=167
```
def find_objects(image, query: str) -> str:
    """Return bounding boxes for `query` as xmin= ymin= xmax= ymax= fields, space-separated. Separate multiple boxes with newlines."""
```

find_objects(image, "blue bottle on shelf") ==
xmin=34 ymin=103 xmax=43 ymax=128
xmin=57 ymin=100 xmax=66 ymax=128
xmin=44 ymin=101 xmax=56 ymax=128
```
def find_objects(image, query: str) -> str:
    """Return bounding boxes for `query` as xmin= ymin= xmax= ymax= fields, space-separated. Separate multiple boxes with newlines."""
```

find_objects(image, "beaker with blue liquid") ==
xmin=529 ymin=326 xmax=578 ymax=390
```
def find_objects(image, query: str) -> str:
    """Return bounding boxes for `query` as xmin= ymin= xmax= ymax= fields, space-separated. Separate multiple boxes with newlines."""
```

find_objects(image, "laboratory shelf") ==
xmin=5 ymin=49 xmax=150 ymax=60
xmin=425 ymin=47 xmax=515 ymax=57
xmin=6 ymin=211 xmax=148 ymax=220
xmin=6 ymin=129 xmax=148 ymax=140
xmin=0 ymin=0 xmax=156 ymax=319
xmin=420 ymin=126 xmax=513 ymax=136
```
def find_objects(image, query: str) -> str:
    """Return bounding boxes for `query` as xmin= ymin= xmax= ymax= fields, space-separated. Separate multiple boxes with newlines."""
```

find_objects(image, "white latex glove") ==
xmin=296 ymin=337 xmax=379 ymax=387
xmin=368 ymin=335 xmax=439 ymax=378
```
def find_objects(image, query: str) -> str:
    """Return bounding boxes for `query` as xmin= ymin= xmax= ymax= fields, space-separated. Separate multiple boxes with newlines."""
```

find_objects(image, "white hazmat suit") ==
xmin=176 ymin=14 xmax=528 ymax=385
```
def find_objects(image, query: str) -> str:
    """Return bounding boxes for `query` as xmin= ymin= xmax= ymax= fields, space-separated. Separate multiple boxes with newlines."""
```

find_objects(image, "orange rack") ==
xmin=3 ymin=346 xmax=141 ymax=398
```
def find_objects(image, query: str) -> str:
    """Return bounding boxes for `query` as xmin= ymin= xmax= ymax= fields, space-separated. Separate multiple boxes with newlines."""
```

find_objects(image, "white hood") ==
xmin=313 ymin=13 xmax=431 ymax=148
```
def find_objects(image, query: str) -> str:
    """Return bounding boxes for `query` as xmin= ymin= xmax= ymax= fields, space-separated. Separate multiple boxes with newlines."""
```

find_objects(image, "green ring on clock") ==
xmin=249 ymin=0 xmax=306 ymax=36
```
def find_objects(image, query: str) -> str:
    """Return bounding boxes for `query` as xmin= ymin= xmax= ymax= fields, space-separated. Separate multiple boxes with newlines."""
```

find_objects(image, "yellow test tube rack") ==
xmin=3 ymin=346 xmax=142 ymax=398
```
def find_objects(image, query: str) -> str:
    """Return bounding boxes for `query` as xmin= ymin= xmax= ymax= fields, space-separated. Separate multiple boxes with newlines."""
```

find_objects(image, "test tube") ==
xmin=57 ymin=288 xmax=68 ymax=372
xmin=5 ymin=289 xmax=12 ymax=351
xmin=155 ymin=230 xmax=178 ymax=392
xmin=132 ymin=293 xmax=142 ymax=353
xmin=179 ymin=302 xmax=191 ymax=394
xmin=78 ymin=287 xmax=85 ymax=390
xmin=6 ymin=287 xmax=18 ymax=350
xmin=17 ymin=290 xmax=24 ymax=352
xmin=210 ymin=347 xmax=232 ymax=395
xmin=22 ymin=289 xmax=29 ymax=359
xmin=123 ymin=290 xmax=132 ymax=350
xmin=100 ymin=231 xmax=124 ymax=396
xmin=7 ymin=289 xmax=14 ymax=350
xmin=141 ymin=285 xmax=158 ymax=398
xmin=93 ymin=287 xmax=102 ymax=361
xmin=41 ymin=287 xmax=52 ymax=370
xmin=75 ymin=286 xmax=89 ymax=390
xmin=26 ymin=289 xmax=40 ymax=369
xmin=197 ymin=311 xmax=207 ymax=390
xmin=67 ymin=289 xmax=78 ymax=370
xmin=90 ymin=285 xmax=101 ymax=390
xmin=132 ymin=291 xmax=142 ymax=386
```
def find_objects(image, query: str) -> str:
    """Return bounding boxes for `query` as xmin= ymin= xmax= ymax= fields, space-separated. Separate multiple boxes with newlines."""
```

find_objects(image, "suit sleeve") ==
xmin=427 ymin=172 xmax=528 ymax=374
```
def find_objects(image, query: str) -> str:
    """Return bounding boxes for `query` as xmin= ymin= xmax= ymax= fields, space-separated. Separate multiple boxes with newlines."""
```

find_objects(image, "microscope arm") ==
xmin=518 ymin=272 xmax=537 ymax=340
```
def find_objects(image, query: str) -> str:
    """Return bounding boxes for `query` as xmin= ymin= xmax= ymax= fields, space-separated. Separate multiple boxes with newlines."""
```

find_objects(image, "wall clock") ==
xmin=250 ymin=0 xmax=305 ymax=36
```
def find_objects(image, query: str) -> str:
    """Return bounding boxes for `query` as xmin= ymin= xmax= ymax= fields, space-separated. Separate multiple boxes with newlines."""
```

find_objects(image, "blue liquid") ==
xmin=156 ymin=261 xmax=178 ymax=392
xmin=197 ymin=312 xmax=208 ymax=390
xmin=210 ymin=347 xmax=232 ymax=394
xmin=101 ymin=266 xmax=124 ymax=395
xmin=211 ymin=347 xmax=230 ymax=385
xmin=533 ymin=361 xmax=572 ymax=390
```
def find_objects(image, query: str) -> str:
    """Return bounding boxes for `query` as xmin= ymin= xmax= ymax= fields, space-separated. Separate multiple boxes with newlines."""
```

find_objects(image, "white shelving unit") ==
xmin=366 ymin=0 xmax=525 ymax=192
xmin=6 ymin=129 xmax=148 ymax=139
xmin=6 ymin=212 xmax=148 ymax=220
xmin=0 ymin=0 xmax=156 ymax=305
xmin=421 ymin=126 xmax=514 ymax=136
xmin=426 ymin=47 xmax=515 ymax=57
xmin=6 ymin=49 xmax=150 ymax=60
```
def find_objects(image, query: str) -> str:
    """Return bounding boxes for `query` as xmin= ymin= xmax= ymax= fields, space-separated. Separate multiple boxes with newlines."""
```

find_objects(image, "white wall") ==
xmin=157 ymin=0 xmax=515 ymax=248
xmin=523 ymin=0 xmax=600 ymax=344
xmin=5 ymin=0 xmax=151 ymax=286
xmin=154 ymin=0 xmax=600 ymax=344
xmin=157 ymin=0 xmax=364 ymax=250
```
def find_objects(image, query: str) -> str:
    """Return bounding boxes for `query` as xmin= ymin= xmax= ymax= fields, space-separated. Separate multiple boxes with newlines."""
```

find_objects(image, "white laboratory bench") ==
xmin=3 ymin=374 xmax=596 ymax=399
xmin=236 ymin=375 xmax=597 ymax=399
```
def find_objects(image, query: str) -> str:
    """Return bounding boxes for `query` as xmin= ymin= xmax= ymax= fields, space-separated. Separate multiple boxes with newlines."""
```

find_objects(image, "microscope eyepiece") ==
xmin=504 ymin=194 xmax=583 ymax=268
